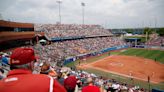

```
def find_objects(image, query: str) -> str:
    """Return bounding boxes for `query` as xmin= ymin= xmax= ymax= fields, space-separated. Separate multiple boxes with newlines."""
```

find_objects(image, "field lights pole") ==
xmin=154 ymin=17 xmax=157 ymax=33
xmin=57 ymin=0 xmax=62 ymax=24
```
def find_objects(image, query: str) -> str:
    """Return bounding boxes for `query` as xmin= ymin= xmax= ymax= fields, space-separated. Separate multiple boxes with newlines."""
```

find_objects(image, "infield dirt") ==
xmin=77 ymin=55 xmax=164 ymax=83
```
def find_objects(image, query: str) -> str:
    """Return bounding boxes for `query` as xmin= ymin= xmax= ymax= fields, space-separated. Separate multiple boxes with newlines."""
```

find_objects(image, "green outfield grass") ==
xmin=85 ymin=68 xmax=164 ymax=90
xmin=118 ymin=48 xmax=164 ymax=64
xmin=65 ymin=48 xmax=164 ymax=90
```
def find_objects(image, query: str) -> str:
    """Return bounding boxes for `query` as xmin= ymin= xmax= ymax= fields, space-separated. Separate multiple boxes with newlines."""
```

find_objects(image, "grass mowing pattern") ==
xmin=119 ymin=48 xmax=164 ymax=64
xmin=65 ymin=48 xmax=164 ymax=90
xmin=85 ymin=68 xmax=164 ymax=90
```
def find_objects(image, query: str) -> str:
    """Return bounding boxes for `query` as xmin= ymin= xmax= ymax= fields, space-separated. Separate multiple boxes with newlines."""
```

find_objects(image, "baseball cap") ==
xmin=64 ymin=75 xmax=77 ymax=89
xmin=10 ymin=47 xmax=36 ymax=65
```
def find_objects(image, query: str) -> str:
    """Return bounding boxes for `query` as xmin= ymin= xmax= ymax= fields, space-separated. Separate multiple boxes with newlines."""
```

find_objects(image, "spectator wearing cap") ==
xmin=82 ymin=77 xmax=100 ymax=92
xmin=40 ymin=62 xmax=57 ymax=78
xmin=0 ymin=47 xmax=66 ymax=92
xmin=64 ymin=74 xmax=77 ymax=92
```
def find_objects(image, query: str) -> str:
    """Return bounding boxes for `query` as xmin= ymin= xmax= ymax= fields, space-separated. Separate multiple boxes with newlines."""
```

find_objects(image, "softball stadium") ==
xmin=74 ymin=48 xmax=164 ymax=90
xmin=0 ymin=20 xmax=164 ymax=92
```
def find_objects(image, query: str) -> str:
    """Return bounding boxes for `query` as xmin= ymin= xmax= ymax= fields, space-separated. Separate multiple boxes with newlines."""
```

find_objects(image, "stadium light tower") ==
xmin=57 ymin=0 xmax=62 ymax=24
xmin=154 ymin=17 xmax=157 ymax=32
xmin=0 ymin=13 xmax=3 ymax=20
xmin=81 ymin=2 xmax=85 ymax=26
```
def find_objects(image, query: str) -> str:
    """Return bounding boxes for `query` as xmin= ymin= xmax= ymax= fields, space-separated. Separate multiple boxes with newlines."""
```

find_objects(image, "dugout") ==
xmin=125 ymin=38 xmax=141 ymax=47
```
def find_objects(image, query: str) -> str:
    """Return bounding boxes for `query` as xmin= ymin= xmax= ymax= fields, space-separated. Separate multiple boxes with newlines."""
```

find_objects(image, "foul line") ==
xmin=88 ymin=65 xmax=159 ymax=84
xmin=84 ymin=55 xmax=160 ymax=84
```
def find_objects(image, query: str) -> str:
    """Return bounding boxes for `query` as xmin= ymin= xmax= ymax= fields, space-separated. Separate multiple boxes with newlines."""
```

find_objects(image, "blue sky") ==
xmin=0 ymin=0 xmax=164 ymax=28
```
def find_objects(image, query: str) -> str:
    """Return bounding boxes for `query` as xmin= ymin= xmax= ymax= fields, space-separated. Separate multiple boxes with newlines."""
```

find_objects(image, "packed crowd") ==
xmin=35 ymin=24 xmax=112 ymax=38
xmin=33 ymin=37 xmax=126 ymax=65
xmin=0 ymin=48 xmax=146 ymax=92
xmin=0 ymin=23 xmax=148 ymax=92
xmin=146 ymin=36 xmax=164 ymax=47
xmin=1 ymin=21 xmax=162 ymax=92
xmin=35 ymin=24 xmax=103 ymax=31
xmin=37 ymin=62 xmax=145 ymax=92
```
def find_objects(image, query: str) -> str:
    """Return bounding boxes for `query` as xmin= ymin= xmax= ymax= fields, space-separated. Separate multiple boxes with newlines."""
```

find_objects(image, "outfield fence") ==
xmin=63 ymin=45 xmax=129 ymax=65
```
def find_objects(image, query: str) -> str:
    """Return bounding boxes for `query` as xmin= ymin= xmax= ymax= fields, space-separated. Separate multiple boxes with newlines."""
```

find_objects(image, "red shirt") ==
xmin=82 ymin=85 xmax=100 ymax=92
xmin=0 ymin=69 xmax=66 ymax=92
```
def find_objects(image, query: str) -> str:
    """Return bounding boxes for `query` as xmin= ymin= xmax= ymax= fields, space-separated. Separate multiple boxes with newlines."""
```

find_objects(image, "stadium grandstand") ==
xmin=1 ymin=0 xmax=164 ymax=91
xmin=33 ymin=24 xmax=126 ymax=65
xmin=0 ymin=20 xmax=45 ymax=51
xmin=0 ymin=20 xmax=164 ymax=92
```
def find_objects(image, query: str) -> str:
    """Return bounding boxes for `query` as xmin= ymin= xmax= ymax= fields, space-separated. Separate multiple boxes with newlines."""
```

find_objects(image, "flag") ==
xmin=81 ymin=2 xmax=85 ymax=6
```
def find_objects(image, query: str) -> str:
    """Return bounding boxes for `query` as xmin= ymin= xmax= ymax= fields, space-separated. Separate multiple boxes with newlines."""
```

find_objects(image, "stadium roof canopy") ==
xmin=125 ymin=38 xmax=141 ymax=42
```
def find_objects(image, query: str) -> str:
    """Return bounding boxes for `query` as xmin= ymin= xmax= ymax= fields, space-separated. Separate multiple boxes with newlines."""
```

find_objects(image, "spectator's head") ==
xmin=0 ymin=68 xmax=4 ymax=74
xmin=10 ymin=47 xmax=37 ymax=71
xmin=64 ymin=75 xmax=77 ymax=92
xmin=0 ymin=68 xmax=4 ymax=80
xmin=87 ymin=77 xmax=93 ymax=85
xmin=40 ymin=62 xmax=50 ymax=74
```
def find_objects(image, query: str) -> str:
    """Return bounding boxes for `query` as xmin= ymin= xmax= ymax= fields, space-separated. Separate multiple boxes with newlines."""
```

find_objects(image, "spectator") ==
xmin=64 ymin=74 xmax=77 ymax=92
xmin=82 ymin=77 xmax=100 ymax=92
xmin=40 ymin=62 xmax=57 ymax=78
xmin=0 ymin=68 xmax=4 ymax=80
xmin=40 ymin=62 xmax=50 ymax=74
xmin=0 ymin=47 xmax=66 ymax=92
xmin=57 ymin=72 xmax=65 ymax=85
xmin=1 ymin=55 xmax=9 ymax=65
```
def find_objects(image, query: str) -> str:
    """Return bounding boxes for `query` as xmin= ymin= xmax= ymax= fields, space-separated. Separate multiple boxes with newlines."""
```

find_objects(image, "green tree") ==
xmin=156 ymin=28 xmax=164 ymax=36
xmin=126 ymin=29 xmax=133 ymax=33
xmin=144 ymin=27 xmax=153 ymax=42
xmin=143 ymin=27 xmax=153 ymax=34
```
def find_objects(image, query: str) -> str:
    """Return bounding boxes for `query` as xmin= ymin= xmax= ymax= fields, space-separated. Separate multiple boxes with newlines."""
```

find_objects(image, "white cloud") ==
xmin=0 ymin=0 xmax=164 ymax=28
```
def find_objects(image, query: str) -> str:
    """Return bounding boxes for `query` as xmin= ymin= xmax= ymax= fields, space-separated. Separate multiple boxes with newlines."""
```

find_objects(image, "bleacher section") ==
xmin=35 ymin=24 xmax=112 ymax=40
xmin=146 ymin=36 xmax=164 ymax=47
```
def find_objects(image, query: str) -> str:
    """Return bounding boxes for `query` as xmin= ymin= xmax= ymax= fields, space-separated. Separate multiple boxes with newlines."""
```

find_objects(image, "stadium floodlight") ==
xmin=0 ymin=13 xmax=3 ymax=20
xmin=56 ymin=0 xmax=62 ymax=24
xmin=154 ymin=17 xmax=157 ymax=32
xmin=81 ymin=2 xmax=85 ymax=26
